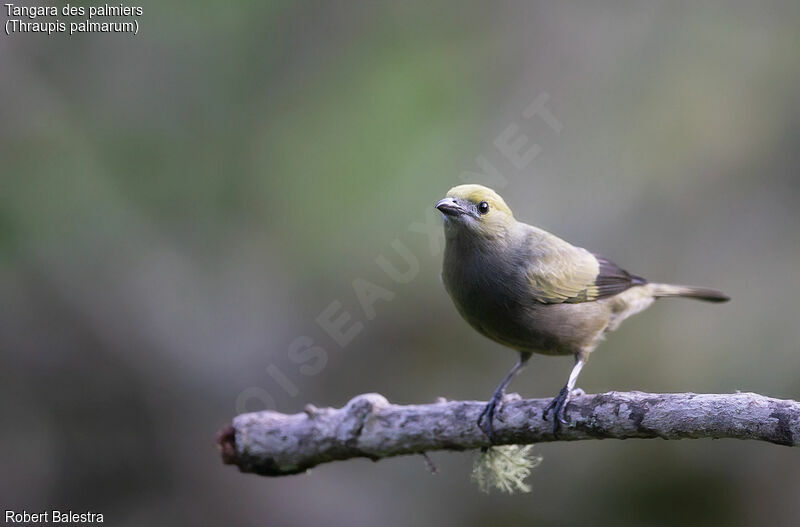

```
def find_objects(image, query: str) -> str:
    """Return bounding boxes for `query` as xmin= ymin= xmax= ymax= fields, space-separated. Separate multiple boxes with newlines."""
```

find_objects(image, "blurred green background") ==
xmin=2 ymin=1 xmax=800 ymax=526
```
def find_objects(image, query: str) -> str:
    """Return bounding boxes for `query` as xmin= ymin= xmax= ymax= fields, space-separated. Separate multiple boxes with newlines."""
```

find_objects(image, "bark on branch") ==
xmin=216 ymin=391 xmax=800 ymax=477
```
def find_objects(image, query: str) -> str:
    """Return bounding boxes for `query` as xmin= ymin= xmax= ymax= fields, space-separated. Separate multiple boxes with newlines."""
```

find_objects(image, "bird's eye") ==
xmin=478 ymin=201 xmax=490 ymax=214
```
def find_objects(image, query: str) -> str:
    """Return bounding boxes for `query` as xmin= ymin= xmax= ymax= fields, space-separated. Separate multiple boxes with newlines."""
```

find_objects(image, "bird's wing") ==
xmin=524 ymin=231 xmax=645 ymax=304
xmin=590 ymin=254 xmax=647 ymax=300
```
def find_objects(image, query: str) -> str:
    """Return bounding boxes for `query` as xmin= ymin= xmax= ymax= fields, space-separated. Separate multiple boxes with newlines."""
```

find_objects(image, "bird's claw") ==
xmin=477 ymin=391 xmax=504 ymax=444
xmin=542 ymin=385 xmax=570 ymax=435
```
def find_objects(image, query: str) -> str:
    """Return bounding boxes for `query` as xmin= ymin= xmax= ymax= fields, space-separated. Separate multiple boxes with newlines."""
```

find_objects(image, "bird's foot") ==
xmin=477 ymin=390 xmax=505 ymax=444
xmin=542 ymin=385 xmax=571 ymax=435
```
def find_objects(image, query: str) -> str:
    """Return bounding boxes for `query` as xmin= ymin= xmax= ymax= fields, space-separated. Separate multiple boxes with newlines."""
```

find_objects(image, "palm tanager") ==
xmin=436 ymin=184 xmax=729 ymax=438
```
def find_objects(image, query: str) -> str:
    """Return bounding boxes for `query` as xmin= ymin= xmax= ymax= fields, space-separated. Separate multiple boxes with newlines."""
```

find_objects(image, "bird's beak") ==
xmin=436 ymin=197 xmax=467 ymax=217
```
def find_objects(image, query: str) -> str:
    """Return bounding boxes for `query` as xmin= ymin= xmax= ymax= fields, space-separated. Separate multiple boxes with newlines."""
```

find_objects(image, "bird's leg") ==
xmin=477 ymin=352 xmax=532 ymax=443
xmin=543 ymin=355 xmax=586 ymax=434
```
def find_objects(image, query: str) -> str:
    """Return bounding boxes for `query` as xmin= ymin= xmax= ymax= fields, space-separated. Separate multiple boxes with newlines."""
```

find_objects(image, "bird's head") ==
xmin=436 ymin=184 xmax=515 ymax=240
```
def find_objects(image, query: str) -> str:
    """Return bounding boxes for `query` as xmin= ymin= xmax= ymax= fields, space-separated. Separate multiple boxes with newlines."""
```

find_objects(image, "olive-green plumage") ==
xmin=436 ymin=184 xmax=729 ymax=437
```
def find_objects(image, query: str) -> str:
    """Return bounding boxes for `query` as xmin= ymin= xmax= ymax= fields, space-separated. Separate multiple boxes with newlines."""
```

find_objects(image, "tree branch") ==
xmin=216 ymin=391 xmax=800 ymax=477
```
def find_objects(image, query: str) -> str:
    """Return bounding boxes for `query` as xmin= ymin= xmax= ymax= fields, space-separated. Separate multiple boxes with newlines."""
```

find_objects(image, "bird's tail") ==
xmin=648 ymin=283 xmax=730 ymax=303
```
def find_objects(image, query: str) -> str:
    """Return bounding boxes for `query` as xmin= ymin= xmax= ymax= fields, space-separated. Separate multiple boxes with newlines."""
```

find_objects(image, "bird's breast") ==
xmin=442 ymin=241 xmax=538 ymax=346
xmin=441 ymin=238 xmax=605 ymax=355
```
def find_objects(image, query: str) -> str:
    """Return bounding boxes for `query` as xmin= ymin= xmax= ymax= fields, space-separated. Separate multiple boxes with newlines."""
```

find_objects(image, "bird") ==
xmin=436 ymin=184 xmax=729 ymax=439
